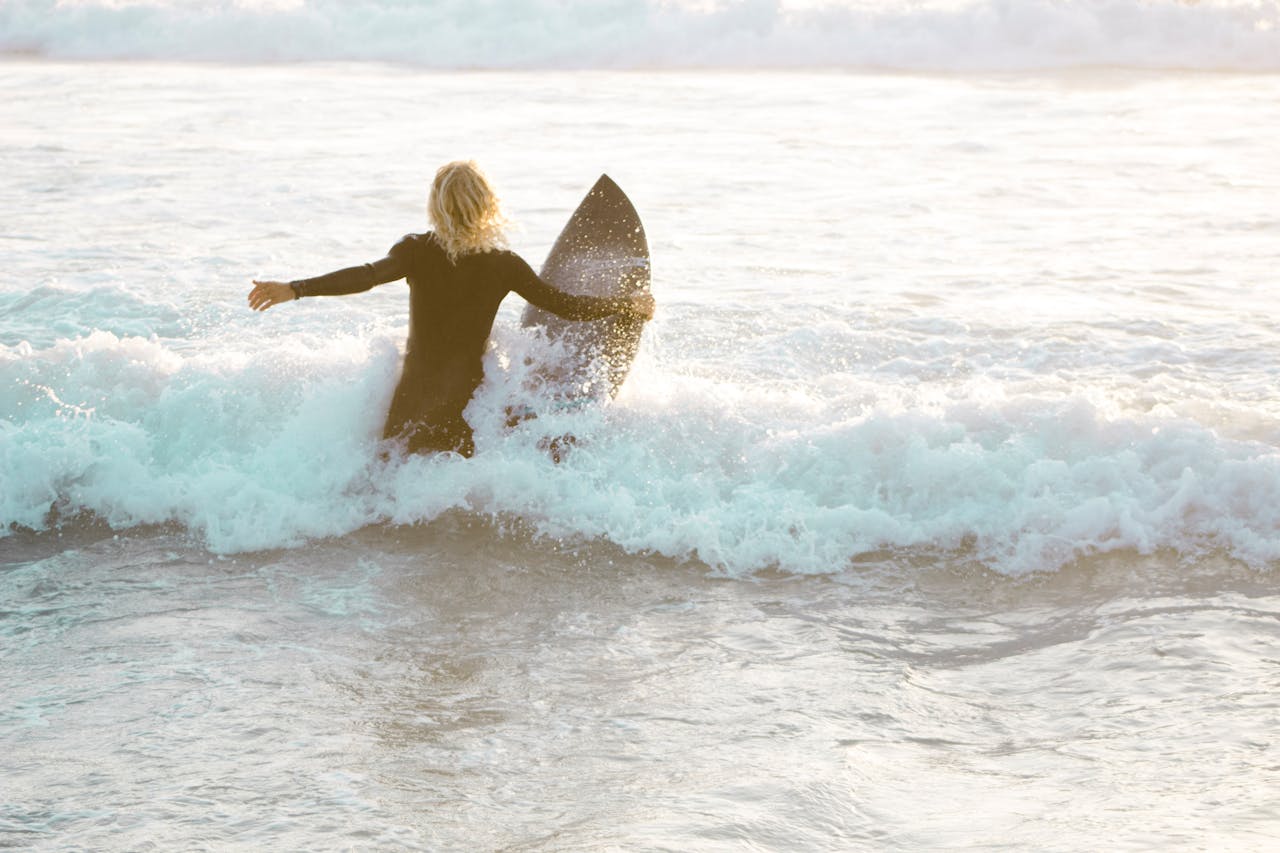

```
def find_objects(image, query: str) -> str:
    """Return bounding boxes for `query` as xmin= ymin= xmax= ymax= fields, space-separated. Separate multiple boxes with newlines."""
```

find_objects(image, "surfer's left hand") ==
xmin=629 ymin=293 xmax=655 ymax=321
xmin=248 ymin=280 xmax=296 ymax=311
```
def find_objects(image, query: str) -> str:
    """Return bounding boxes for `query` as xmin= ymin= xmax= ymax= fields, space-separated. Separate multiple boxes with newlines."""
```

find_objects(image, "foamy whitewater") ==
xmin=3 ymin=1 xmax=1280 ymax=850
xmin=4 ymin=0 xmax=1280 ymax=70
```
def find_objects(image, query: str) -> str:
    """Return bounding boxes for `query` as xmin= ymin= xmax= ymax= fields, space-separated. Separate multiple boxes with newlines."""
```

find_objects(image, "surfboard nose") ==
xmin=592 ymin=174 xmax=620 ymax=193
xmin=523 ymin=174 xmax=651 ymax=400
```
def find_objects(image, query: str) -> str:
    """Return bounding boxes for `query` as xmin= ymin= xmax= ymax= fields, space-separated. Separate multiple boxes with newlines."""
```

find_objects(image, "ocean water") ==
xmin=3 ymin=1 xmax=1280 ymax=850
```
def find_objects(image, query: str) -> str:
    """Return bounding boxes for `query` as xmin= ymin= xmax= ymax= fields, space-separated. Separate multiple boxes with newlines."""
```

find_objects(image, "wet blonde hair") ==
xmin=428 ymin=160 xmax=508 ymax=261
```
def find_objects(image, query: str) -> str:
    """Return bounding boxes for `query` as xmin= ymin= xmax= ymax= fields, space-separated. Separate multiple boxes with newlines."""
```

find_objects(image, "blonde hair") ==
xmin=428 ymin=160 xmax=508 ymax=261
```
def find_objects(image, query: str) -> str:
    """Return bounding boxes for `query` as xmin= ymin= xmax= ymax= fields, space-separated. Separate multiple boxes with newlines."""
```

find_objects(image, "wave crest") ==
xmin=2 ymin=0 xmax=1278 ymax=71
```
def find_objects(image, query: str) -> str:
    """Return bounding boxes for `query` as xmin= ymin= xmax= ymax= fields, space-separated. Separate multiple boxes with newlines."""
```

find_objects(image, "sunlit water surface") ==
xmin=2 ymin=63 xmax=1279 ymax=850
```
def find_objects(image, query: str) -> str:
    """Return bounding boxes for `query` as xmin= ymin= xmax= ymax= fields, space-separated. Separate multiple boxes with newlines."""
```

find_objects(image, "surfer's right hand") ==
xmin=248 ymin=280 xmax=297 ymax=311
xmin=629 ymin=293 xmax=655 ymax=321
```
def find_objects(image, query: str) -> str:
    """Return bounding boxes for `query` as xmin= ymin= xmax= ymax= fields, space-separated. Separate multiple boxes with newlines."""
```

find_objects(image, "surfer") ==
xmin=248 ymin=160 xmax=654 ymax=457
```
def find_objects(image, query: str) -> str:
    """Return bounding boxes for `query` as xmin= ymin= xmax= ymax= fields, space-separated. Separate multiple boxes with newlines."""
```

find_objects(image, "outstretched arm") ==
xmin=510 ymin=257 xmax=654 ymax=322
xmin=249 ymin=255 xmax=406 ymax=311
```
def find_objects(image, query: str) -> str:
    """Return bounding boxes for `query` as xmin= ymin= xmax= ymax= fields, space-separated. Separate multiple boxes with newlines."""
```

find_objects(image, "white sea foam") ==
xmin=1 ymin=0 xmax=1278 ymax=71
xmin=3 ymin=323 xmax=1277 ymax=575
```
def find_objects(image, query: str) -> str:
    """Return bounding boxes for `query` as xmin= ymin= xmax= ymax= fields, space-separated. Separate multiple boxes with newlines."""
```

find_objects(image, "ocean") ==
xmin=2 ymin=1 xmax=1279 ymax=850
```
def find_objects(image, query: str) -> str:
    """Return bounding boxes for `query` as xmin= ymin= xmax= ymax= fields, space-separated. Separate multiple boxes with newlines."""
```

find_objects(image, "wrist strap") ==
xmin=289 ymin=282 xmax=303 ymax=300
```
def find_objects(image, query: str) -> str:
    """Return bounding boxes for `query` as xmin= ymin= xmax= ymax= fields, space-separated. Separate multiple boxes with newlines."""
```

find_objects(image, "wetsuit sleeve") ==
xmin=507 ymin=255 xmax=631 ymax=321
xmin=290 ymin=237 xmax=413 ymax=297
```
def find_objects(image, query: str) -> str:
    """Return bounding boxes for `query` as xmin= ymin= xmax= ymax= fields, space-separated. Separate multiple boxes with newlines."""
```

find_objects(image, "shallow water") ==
xmin=5 ymin=524 xmax=1278 ymax=850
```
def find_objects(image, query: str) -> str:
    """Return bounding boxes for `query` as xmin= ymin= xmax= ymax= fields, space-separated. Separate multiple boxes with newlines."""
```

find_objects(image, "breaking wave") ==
xmin=2 ymin=0 xmax=1278 ymax=71
xmin=4 ymin=316 xmax=1279 ymax=576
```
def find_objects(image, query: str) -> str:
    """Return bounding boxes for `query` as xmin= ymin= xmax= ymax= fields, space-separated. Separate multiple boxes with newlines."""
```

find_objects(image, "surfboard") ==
xmin=520 ymin=174 xmax=650 ymax=400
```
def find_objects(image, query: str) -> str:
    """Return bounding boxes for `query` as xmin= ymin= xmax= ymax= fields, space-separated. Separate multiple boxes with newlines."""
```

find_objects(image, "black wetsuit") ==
xmin=291 ymin=232 xmax=631 ymax=456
